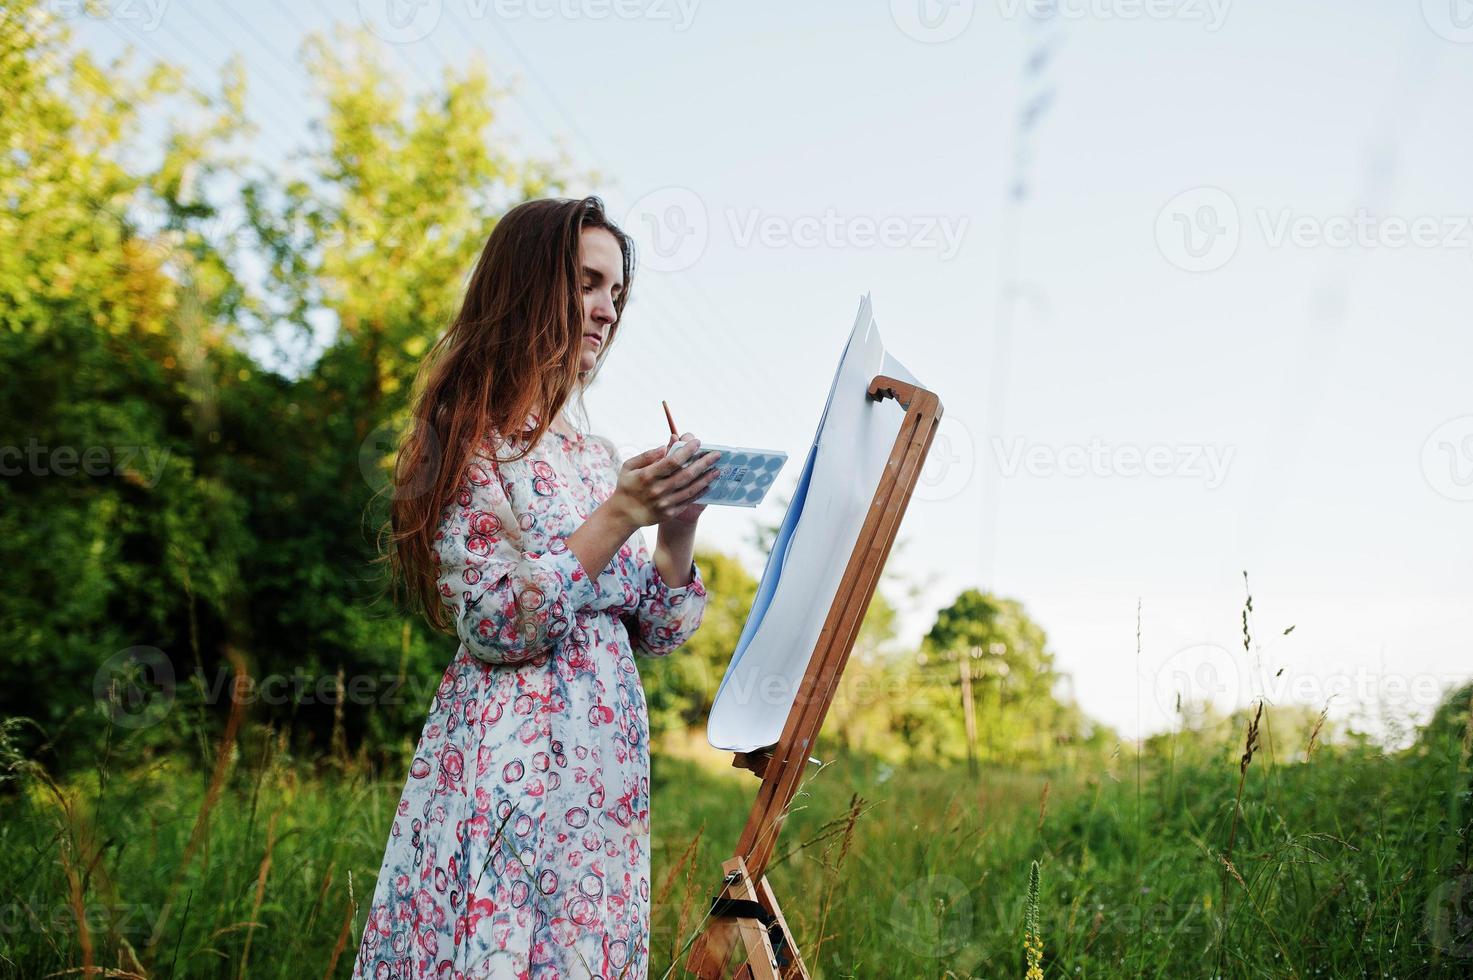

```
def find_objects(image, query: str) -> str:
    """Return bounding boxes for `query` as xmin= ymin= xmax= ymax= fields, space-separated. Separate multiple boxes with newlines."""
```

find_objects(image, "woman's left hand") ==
xmin=660 ymin=433 xmax=711 ymax=531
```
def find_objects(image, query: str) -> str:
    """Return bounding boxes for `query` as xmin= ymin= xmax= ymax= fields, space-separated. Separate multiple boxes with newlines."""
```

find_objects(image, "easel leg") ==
xmin=685 ymin=857 xmax=783 ymax=979
xmin=755 ymin=877 xmax=809 ymax=979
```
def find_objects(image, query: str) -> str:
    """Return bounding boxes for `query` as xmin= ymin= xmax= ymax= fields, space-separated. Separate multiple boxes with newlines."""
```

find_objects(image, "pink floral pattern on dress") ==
xmin=354 ymin=422 xmax=707 ymax=979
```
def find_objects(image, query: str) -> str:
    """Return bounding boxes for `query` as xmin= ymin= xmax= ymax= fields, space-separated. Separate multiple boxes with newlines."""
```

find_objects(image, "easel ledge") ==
xmin=685 ymin=374 xmax=943 ymax=979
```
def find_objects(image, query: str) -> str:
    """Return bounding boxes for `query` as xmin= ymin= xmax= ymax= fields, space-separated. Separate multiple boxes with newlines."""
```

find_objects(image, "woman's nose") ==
xmin=591 ymin=295 xmax=615 ymax=324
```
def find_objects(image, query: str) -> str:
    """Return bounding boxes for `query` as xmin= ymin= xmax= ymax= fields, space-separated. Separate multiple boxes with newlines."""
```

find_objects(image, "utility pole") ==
xmin=960 ymin=646 xmax=980 ymax=780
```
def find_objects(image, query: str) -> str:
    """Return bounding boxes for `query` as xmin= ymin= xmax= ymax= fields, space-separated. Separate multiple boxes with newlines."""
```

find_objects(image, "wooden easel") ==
xmin=683 ymin=374 xmax=943 ymax=979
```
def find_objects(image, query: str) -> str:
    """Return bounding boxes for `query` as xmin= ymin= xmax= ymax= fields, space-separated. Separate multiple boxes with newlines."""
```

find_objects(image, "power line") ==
xmin=169 ymin=1 xmax=304 ymax=109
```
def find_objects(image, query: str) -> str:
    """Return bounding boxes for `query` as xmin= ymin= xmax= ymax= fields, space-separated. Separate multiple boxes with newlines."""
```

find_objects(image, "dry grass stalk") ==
xmin=59 ymin=833 xmax=94 ymax=977
xmin=1460 ymin=688 xmax=1473 ymax=772
xmin=306 ymin=861 xmax=337 ymax=935
xmin=1037 ymin=779 xmax=1051 ymax=833
xmin=144 ymin=645 xmax=250 ymax=963
xmin=1218 ymin=699 xmax=1264 ymax=967
xmin=655 ymin=827 xmax=704 ymax=965
xmin=1305 ymin=700 xmax=1331 ymax=763
xmin=1219 ymin=854 xmax=1246 ymax=889
xmin=331 ymin=667 xmax=349 ymax=767
xmin=237 ymin=808 xmax=280 ymax=978
xmin=655 ymin=828 xmax=704 ymax=910
xmin=810 ymin=793 xmax=864 ymax=967
xmin=322 ymin=870 xmax=358 ymax=980
xmin=670 ymin=829 xmax=706 ymax=975
xmin=19 ymin=737 xmax=112 ymax=974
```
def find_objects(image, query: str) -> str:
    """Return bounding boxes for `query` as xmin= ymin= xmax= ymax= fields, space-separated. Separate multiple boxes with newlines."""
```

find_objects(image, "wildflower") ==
xmin=1024 ymin=859 xmax=1043 ymax=980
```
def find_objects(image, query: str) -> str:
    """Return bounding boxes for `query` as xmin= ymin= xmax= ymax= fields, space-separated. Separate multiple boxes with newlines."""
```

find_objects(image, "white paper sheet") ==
xmin=706 ymin=295 xmax=921 ymax=752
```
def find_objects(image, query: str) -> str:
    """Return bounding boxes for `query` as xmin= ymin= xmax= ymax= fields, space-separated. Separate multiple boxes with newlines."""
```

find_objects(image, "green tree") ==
xmin=905 ymin=589 xmax=1109 ymax=767
xmin=640 ymin=549 xmax=758 ymax=738
xmin=0 ymin=6 xmax=581 ymax=765
xmin=0 ymin=5 xmax=256 ymax=758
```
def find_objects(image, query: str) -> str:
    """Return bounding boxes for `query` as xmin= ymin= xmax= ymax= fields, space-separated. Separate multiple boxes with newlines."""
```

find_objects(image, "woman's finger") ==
xmin=652 ymin=449 xmax=718 ymax=495
xmin=623 ymin=446 xmax=665 ymax=471
xmin=651 ymin=438 xmax=702 ymax=476
xmin=664 ymin=460 xmax=721 ymax=504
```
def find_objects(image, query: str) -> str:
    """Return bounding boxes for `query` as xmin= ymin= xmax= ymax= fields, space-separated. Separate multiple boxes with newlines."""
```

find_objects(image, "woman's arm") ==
xmin=652 ymin=522 xmax=697 ymax=588
xmin=436 ymin=456 xmax=609 ymax=665
xmin=567 ymin=496 xmax=640 ymax=585
xmin=625 ymin=525 xmax=707 ymax=657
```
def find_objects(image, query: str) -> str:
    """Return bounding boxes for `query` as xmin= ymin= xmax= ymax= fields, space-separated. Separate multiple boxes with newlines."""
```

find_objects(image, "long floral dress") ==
xmin=353 ymin=418 xmax=708 ymax=979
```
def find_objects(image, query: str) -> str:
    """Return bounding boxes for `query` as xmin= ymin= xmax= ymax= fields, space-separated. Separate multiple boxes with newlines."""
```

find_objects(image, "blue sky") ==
xmin=68 ymin=0 xmax=1473 ymax=740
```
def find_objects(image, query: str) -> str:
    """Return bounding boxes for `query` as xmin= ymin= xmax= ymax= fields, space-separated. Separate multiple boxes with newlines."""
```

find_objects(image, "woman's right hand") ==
xmin=609 ymin=433 xmax=721 ymax=528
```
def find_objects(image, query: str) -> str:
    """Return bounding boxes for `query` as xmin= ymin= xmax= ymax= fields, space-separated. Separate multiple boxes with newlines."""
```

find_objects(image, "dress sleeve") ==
xmin=624 ymin=528 xmax=709 ymax=658
xmin=433 ymin=449 xmax=600 ymax=665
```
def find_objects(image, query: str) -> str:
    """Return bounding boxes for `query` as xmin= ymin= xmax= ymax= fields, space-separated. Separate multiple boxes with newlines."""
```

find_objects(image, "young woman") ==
xmin=355 ymin=196 xmax=722 ymax=978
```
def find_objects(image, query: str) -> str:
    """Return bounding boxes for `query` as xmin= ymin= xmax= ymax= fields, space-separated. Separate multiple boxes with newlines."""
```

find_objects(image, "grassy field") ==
xmin=1 ymin=713 xmax=1469 ymax=979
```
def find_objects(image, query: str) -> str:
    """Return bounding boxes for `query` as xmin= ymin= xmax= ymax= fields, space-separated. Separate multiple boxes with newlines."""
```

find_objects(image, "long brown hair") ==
xmin=386 ymin=196 xmax=635 ymax=633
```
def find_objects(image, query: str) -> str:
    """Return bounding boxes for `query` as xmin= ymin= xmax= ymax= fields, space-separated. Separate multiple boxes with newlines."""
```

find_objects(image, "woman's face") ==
xmin=577 ymin=226 xmax=624 ymax=375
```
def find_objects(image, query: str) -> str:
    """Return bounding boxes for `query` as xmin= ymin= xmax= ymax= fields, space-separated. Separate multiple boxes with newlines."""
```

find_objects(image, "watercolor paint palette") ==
xmin=669 ymin=442 xmax=788 ymax=508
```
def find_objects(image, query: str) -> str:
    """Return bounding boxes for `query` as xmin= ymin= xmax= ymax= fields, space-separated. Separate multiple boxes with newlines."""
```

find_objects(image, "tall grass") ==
xmin=1 ymin=698 xmax=1468 ymax=978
